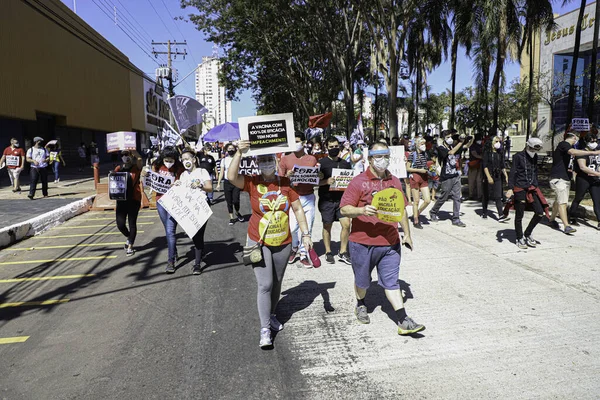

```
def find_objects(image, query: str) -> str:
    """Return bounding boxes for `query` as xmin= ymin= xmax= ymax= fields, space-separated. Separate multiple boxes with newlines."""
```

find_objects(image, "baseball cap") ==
xmin=33 ymin=136 xmax=44 ymax=143
xmin=526 ymin=137 xmax=543 ymax=151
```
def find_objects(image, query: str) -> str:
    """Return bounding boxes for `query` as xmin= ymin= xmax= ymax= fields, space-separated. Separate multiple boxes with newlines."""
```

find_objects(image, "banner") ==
xmin=290 ymin=165 xmax=319 ymax=185
xmin=107 ymin=132 xmax=137 ymax=153
xmin=108 ymin=172 xmax=128 ymax=200
xmin=6 ymin=155 xmax=20 ymax=167
xmin=144 ymin=79 xmax=170 ymax=133
xmin=149 ymin=136 xmax=158 ymax=146
xmin=142 ymin=170 xmax=175 ymax=194
xmin=159 ymin=127 xmax=179 ymax=148
xmin=239 ymin=157 xmax=259 ymax=176
xmin=330 ymin=168 xmax=357 ymax=191
xmin=239 ymin=113 xmax=295 ymax=156
xmin=388 ymin=146 xmax=408 ymax=179
xmin=571 ymin=118 xmax=590 ymax=132
xmin=371 ymin=188 xmax=405 ymax=223
xmin=158 ymin=185 xmax=213 ymax=238
xmin=167 ymin=95 xmax=208 ymax=131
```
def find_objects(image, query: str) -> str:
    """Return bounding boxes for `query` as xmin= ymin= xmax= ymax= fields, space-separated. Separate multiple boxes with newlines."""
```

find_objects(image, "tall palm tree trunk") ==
xmin=588 ymin=0 xmax=600 ymax=121
xmin=566 ymin=0 xmax=587 ymax=126
xmin=526 ymin=31 xmax=534 ymax=140
xmin=450 ymin=37 xmax=458 ymax=130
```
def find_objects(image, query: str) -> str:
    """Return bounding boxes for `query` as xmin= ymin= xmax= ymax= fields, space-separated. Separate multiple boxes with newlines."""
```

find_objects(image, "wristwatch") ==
xmin=302 ymin=231 xmax=311 ymax=237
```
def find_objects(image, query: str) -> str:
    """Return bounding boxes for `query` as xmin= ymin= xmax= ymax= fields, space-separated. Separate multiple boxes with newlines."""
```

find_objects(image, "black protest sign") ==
xmin=239 ymin=113 xmax=295 ymax=156
xmin=109 ymin=172 xmax=128 ymax=200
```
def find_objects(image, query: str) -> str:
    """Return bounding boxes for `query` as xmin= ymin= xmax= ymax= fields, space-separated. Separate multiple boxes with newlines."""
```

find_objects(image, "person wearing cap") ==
xmin=1 ymin=138 xmax=26 ymax=193
xmin=26 ymin=137 xmax=50 ymax=200
xmin=351 ymin=139 xmax=367 ymax=173
xmin=506 ymin=137 xmax=550 ymax=249
xmin=340 ymin=141 xmax=424 ymax=336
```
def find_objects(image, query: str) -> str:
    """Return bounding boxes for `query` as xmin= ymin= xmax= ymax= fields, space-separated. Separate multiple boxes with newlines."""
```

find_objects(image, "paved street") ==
xmin=0 ymin=193 xmax=599 ymax=399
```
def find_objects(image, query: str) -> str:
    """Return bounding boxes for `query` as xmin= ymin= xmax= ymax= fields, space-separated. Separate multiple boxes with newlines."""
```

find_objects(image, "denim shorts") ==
xmin=349 ymin=241 xmax=401 ymax=290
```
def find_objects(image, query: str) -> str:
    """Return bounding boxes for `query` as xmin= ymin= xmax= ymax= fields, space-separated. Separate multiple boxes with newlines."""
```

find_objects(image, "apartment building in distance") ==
xmin=195 ymin=53 xmax=232 ymax=134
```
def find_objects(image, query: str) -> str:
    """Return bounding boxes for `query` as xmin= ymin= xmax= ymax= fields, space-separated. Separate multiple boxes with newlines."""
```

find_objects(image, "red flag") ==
xmin=308 ymin=112 xmax=333 ymax=128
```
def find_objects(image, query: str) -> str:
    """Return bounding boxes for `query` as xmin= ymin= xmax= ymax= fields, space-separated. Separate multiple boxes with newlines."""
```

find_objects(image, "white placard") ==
xmin=6 ymin=155 xmax=19 ymax=167
xmin=290 ymin=165 xmax=320 ymax=185
xmin=571 ymin=118 xmax=590 ymax=132
xmin=158 ymin=184 xmax=213 ymax=239
xmin=107 ymin=131 xmax=137 ymax=153
xmin=388 ymin=145 xmax=407 ymax=179
xmin=330 ymin=168 xmax=358 ymax=191
xmin=238 ymin=113 xmax=296 ymax=156
xmin=142 ymin=170 xmax=175 ymax=194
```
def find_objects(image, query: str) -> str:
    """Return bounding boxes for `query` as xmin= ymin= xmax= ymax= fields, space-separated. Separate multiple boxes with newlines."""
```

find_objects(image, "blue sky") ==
xmin=60 ymin=0 xmax=575 ymax=122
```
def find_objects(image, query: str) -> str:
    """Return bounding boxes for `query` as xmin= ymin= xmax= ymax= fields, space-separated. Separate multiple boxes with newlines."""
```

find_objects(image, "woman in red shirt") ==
xmin=227 ymin=140 xmax=313 ymax=349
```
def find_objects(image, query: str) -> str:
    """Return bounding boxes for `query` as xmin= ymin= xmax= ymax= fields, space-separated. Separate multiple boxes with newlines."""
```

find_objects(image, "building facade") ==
xmin=195 ymin=56 xmax=232 ymax=134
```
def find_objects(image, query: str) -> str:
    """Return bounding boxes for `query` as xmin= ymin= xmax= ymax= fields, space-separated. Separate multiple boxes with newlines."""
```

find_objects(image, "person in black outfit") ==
xmin=506 ymin=137 xmax=549 ymax=249
xmin=113 ymin=150 xmax=142 ymax=256
xmin=197 ymin=143 xmax=217 ymax=205
xmin=569 ymin=134 xmax=600 ymax=229
xmin=481 ymin=135 xmax=509 ymax=221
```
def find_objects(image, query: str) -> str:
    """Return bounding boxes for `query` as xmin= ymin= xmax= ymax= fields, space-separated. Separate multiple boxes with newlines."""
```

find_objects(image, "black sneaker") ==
xmin=325 ymin=252 xmax=335 ymax=264
xmin=414 ymin=222 xmax=423 ymax=229
xmin=237 ymin=214 xmax=244 ymax=222
xmin=165 ymin=262 xmax=176 ymax=274
xmin=397 ymin=317 xmax=425 ymax=335
xmin=228 ymin=218 xmax=235 ymax=226
xmin=338 ymin=252 xmax=352 ymax=265
xmin=569 ymin=219 xmax=580 ymax=226
xmin=27 ymin=194 xmax=34 ymax=200
xmin=525 ymin=235 xmax=539 ymax=247
xmin=516 ymin=238 xmax=528 ymax=249
xmin=498 ymin=215 xmax=510 ymax=223
xmin=481 ymin=213 xmax=488 ymax=219
xmin=126 ymin=247 xmax=135 ymax=256
xmin=192 ymin=264 xmax=202 ymax=275
xmin=429 ymin=212 xmax=439 ymax=222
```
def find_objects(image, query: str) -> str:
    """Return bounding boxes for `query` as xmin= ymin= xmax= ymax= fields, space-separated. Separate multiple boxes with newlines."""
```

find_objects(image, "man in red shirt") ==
xmin=340 ymin=142 xmax=424 ymax=335
xmin=1 ymin=138 xmax=26 ymax=192
xmin=278 ymin=132 xmax=318 ymax=267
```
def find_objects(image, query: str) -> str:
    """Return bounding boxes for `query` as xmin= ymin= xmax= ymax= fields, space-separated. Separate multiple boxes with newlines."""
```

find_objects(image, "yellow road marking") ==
xmin=0 ymin=336 xmax=30 ymax=344
xmin=0 ymin=299 xmax=69 ymax=308
xmin=53 ymin=223 xmax=154 ymax=229
xmin=80 ymin=216 xmax=157 ymax=220
xmin=8 ymin=243 xmax=125 ymax=251
xmin=0 ymin=274 xmax=96 ymax=283
xmin=0 ymin=256 xmax=116 ymax=265
xmin=32 ymin=232 xmax=144 ymax=239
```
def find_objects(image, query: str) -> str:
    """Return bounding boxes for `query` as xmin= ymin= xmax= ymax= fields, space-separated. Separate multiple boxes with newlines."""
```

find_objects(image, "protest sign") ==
xmin=107 ymin=132 xmax=137 ymax=153
xmin=388 ymin=146 xmax=407 ymax=179
xmin=6 ymin=155 xmax=20 ymax=167
xmin=571 ymin=118 xmax=590 ymax=132
xmin=142 ymin=170 xmax=174 ymax=194
xmin=159 ymin=127 xmax=180 ymax=148
xmin=371 ymin=188 xmax=405 ymax=223
xmin=167 ymin=95 xmax=208 ymax=131
xmin=239 ymin=157 xmax=260 ymax=175
xmin=239 ymin=113 xmax=295 ymax=156
xmin=47 ymin=140 xmax=58 ymax=146
xmin=108 ymin=172 xmax=128 ymax=200
xmin=290 ymin=165 xmax=320 ymax=185
xmin=149 ymin=136 xmax=158 ymax=146
xmin=330 ymin=168 xmax=357 ymax=191
xmin=158 ymin=184 xmax=213 ymax=238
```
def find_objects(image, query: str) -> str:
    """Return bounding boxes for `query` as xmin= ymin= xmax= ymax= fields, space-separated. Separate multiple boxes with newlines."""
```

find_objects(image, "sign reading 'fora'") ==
xmin=544 ymin=13 xmax=596 ymax=46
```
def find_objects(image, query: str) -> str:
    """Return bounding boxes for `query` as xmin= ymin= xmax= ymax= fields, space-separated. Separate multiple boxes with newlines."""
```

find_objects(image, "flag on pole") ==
xmin=167 ymin=95 xmax=208 ymax=131
xmin=308 ymin=112 xmax=333 ymax=128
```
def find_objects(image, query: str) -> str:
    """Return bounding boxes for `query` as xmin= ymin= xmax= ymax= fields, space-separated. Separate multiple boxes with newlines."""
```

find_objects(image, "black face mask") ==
xmin=328 ymin=147 xmax=340 ymax=158
xmin=227 ymin=150 xmax=236 ymax=156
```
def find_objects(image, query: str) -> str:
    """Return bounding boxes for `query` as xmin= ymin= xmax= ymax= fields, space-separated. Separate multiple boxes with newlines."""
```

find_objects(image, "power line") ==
xmin=146 ymin=0 xmax=176 ymax=40
xmin=156 ymin=0 xmax=199 ymax=68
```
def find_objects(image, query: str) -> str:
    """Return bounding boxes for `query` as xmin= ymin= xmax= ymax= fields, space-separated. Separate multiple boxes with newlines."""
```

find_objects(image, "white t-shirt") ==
xmin=222 ymin=156 xmax=233 ymax=180
xmin=180 ymin=168 xmax=211 ymax=195
xmin=27 ymin=147 xmax=49 ymax=169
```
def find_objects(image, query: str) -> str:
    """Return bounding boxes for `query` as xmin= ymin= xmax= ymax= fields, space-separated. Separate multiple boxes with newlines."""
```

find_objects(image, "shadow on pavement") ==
xmin=277 ymin=280 xmax=336 ymax=325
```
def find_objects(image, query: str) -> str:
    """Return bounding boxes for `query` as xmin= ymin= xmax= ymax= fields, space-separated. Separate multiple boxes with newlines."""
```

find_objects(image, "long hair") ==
xmin=152 ymin=146 xmax=182 ymax=171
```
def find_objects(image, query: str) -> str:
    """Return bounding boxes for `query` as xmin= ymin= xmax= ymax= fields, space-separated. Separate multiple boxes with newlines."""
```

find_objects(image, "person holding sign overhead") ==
xmin=227 ymin=140 xmax=313 ymax=349
xmin=1 ymin=138 xmax=25 ymax=192
xmin=278 ymin=131 xmax=318 ymax=267
xmin=340 ymin=142 xmax=424 ymax=336
xmin=113 ymin=150 xmax=142 ymax=256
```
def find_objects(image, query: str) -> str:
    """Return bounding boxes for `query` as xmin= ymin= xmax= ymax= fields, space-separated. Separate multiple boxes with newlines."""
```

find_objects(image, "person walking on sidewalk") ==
xmin=429 ymin=130 xmax=473 ymax=227
xmin=569 ymin=134 xmax=600 ymax=229
xmin=217 ymin=142 xmax=244 ymax=225
xmin=406 ymin=137 xmax=431 ymax=229
xmin=227 ymin=140 xmax=313 ymax=348
xmin=177 ymin=148 xmax=213 ymax=274
xmin=114 ymin=150 xmax=142 ymax=256
xmin=481 ymin=135 xmax=509 ymax=221
xmin=77 ymin=143 xmax=87 ymax=171
xmin=467 ymin=134 xmax=483 ymax=200
xmin=547 ymin=131 xmax=600 ymax=234
xmin=340 ymin=142 xmax=424 ymax=336
xmin=47 ymin=142 xmax=66 ymax=183
xmin=1 ymin=138 xmax=25 ymax=192
xmin=278 ymin=131 xmax=318 ymax=268
xmin=196 ymin=143 xmax=217 ymax=205
xmin=318 ymin=136 xmax=352 ymax=265
xmin=26 ymin=137 xmax=50 ymax=200
xmin=506 ymin=138 xmax=549 ymax=249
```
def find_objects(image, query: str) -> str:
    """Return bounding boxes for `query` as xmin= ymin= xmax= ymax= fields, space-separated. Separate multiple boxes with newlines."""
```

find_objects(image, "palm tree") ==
xmin=449 ymin=0 xmax=474 ymax=130
xmin=565 ymin=0 xmax=588 ymax=125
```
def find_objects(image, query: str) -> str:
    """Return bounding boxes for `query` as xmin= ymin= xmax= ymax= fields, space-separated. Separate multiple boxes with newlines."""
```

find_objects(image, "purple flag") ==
xmin=167 ymin=95 xmax=208 ymax=131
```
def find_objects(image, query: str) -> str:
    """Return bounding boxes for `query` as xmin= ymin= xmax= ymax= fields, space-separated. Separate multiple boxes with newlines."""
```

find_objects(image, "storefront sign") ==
xmin=290 ymin=165 xmax=320 ymax=185
xmin=107 ymin=131 xmax=137 ymax=153
xmin=371 ymin=188 xmax=405 ymax=223
xmin=158 ymin=184 xmax=213 ymax=238
xmin=108 ymin=172 xmax=128 ymax=200
xmin=330 ymin=168 xmax=357 ymax=191
xmin=544 ymin=12 xmax=596 ymax=45
xmin=144 ymin=79 xmax=170 ymax=133
xmin=239 ymin=113 xmax=295 ymax=156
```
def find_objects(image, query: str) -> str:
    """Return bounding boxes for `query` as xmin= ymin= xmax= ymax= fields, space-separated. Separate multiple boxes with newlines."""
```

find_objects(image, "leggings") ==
xmin=482 ymin=177 xmax=503 ymax=215
xmin=247 ymin=236 xmax=291 ymax=329
xmin=116 ymin=200 xmax=141 ymax=245
xmin=569 ymin=177 xmax=600 ymax=221
xmin=514 ymin=190 xmax=543 ymax=240
xmin=191 ymin=224 xmax=207 ymax=265
xmin=223 ymin=180 xmax=241 ymax=214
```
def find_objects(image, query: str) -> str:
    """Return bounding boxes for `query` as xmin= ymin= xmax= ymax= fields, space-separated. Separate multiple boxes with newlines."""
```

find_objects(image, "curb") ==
xmin=0 ymin=195 xmax=95 ymax=249
xmin=61 ymin=177 xmax=95 ymax=187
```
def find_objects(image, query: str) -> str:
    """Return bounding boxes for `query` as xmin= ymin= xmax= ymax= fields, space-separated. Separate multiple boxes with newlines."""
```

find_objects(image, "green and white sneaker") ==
xmin=397 ymin=317 xmax=425 ymax=335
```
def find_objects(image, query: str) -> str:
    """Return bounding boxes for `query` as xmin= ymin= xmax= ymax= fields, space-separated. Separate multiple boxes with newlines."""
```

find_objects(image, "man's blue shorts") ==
xmin=349 ymin=241 xmax=401 ymax=290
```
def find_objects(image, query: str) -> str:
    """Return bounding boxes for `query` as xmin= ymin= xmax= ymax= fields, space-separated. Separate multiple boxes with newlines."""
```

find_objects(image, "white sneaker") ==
xmin=270 ymin=314 xmax=284 ymax=331
xmin=259 ymin=328 xmax=272 ymax=348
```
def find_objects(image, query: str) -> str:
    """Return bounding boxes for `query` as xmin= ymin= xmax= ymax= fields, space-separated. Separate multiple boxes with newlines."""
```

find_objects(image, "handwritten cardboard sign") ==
xmin=388 ymin=145 xmax=408 ymax=179
xmin=108 ymin=172 xmax=128 ymax=200
xmin=142 ymin=170 xmax=174 ymax=194
xmin=330 ymin=168 xmax=357 ymax=191
xmin=107 ymin=132 xmax=137 ymax=153
xmin=157 ymin=184 xmax=213 ymax=238
xmin=239 ymin=113 xmax=295 ymax=156
xmin=290 ymin=165 xmax=319 ymax=185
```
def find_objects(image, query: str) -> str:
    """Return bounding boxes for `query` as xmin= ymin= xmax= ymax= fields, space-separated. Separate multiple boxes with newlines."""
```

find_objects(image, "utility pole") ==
xmin=152 ymin=40 xmax=187 ymax=97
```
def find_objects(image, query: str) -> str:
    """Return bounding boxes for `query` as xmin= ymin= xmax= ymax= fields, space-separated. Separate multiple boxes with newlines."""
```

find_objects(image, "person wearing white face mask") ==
xmin=569 ymin=134 xmax=600 ymax=229
xmin=113 ymin=150 xmax=143 ymax=256
xmin=217 ymin=142 xmax=244 ymax=225
xmin=481 ymin=136 xmax=509 ymax=221
xmin=1 ymin=137 xmax=26 ymax=192
xmin=227 ymin=140 xmax=313 ymax=348
xmin=406 ymin=138 xmax=431 ymax=228
xmin=278 ymin=132 xmax=318 ymax=267
xmin=340 ymin=142 xmax=424 ymax=336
